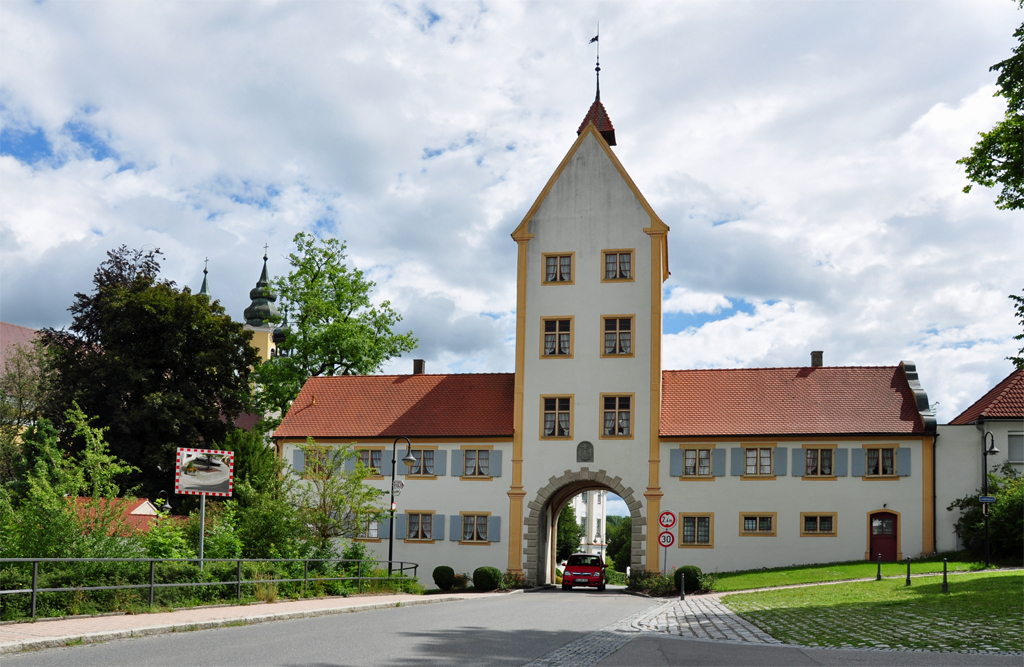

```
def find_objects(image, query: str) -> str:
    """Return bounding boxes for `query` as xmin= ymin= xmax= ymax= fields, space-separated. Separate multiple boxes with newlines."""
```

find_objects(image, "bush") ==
xmin=674 ymin=565 xmax=702 ymax=593
xmin=947 ymin=463 xmax=1023 ymax=564
xmin=433 ymin=565 xmax=455 ymax=591
xmin=698 ymin=571 xmax=718 ymax=593
xmin=473 ymin=566 xmax=502 ymax=592
xmin=629 ymin=569 xmax=675 ymax=596
xmin=502 ymin=570 xmax=527 ymax=589
xmin=453 ymin=573 xmax=470 ymax=590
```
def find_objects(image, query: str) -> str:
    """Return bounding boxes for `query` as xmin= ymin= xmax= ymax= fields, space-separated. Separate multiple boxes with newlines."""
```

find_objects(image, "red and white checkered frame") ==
xmin=175 ymin=447 xmax=234 ymax=497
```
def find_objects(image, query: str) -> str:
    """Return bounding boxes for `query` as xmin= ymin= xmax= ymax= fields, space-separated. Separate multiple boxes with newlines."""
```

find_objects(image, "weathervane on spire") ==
xmin=263 ymin=242 xmax=269 ymax=259
xmin=590 ymin=23 xmax=600 ymax=101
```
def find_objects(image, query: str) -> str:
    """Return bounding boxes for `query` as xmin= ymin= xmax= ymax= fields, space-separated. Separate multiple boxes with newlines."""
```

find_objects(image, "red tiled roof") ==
xmin=0 ymin=321 xmax=38 ymax=368
xmin=274 ymin=373 xmax=515 ymax=439
xmin=660 ymin=366 xmax=925 ymax=437
xmin=73 ymin=498 xmax=165 ymax=534
xmin=950 ymin=369 xmax=1024 ymax=424
xmin=577 ymin=100 xmax=615 ymax=136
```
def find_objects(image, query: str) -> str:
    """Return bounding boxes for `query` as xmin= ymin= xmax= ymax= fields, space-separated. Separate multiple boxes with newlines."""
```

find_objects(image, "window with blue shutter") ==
xmin=491 ymin=450 xmax=503 ymax=477
xmin=293 ymin=448 xmax=305 ymax=473
xmin=488 ymin=516 xmax=501 ymax=542
xmin=435 ymin=450 xmax=447 ymax=475
xmin=897 ymin=448 xmax=911 ymax=476
xmin=851 ymin=449 xmax=866 ymax=477
xmin=834 ymin=448 xmax=848 ymax=476
xmin=712 ymin=449 xmax=726 ymax=477
xmin=434 ymin=514 xmax=445 ymax=540
xmin=730 ymin=448 xmax=744 ymax=476
xmin=669 ymin=449 xmax=683 ymax=477
xmin=451 ymin=450 xmax=464 ymax=476
xmin=774 ymin=448 xmax=787 ymax=476
xmin=449 ymin=515 xmax=460 ymax=541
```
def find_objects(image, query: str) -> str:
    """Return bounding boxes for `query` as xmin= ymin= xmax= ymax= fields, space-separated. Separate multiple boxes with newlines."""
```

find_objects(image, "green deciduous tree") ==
xmin=40 ymin=246 xmax=260 ymax=498
xmin=946 ymin=462 xmax=1023 ymax=563
xmin=252 ymin=232 xmax=417 ymax=430
xmin=1009 ymin=291 xmax=1024 ymax=370
xmin=556 ymin=503 xmax=585 ymax=562
xmin=958 ymin=2 xmax=1023 ymax=210
xmin=604 ymin=515 xmax=632 ymax=572
xmin=0 ymin=340 xmax=51 ymax=483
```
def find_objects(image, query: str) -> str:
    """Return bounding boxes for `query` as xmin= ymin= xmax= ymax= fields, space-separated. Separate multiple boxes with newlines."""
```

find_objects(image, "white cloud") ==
xmin=1 ymin=0 xmax=1020 ymax=423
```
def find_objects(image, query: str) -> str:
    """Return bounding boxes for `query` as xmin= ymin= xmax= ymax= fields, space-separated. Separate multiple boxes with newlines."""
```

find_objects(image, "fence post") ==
xmin=149 ymin=560 xmax=156 ymax=608
xmin=876 ymin=553 xmax=882 ymax=581
xmin=357 ymin=560 xmax=362 ymax=594
xmin=941 ymin=558 xmax=949 ymax=594
xmin=905 ymin=557 xmax=911 ymax=586
xmin=303 ymin=560 xmax=309 ymax=597
xmin=31 ymin=561 xmax=38 ymax=619
xmin=237 ymin=559 xmax=242 ymax=601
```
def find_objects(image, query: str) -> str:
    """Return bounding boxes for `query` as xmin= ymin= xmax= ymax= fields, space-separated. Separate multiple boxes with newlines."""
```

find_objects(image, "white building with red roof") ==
xmin=271 ymin=86 xmax=984 ymax=584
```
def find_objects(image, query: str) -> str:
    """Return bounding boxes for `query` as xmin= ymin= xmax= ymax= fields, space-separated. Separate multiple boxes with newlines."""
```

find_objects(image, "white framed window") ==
xmin=1007 ymin=434 xmax=1023 ymax=463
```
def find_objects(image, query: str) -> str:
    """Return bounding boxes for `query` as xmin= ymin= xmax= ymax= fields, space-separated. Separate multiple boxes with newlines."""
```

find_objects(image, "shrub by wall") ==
xmin=675 ymin=565 xmax=702 ymax=593
xmin=473 ymin=566 xmax=502 ymax=592
xmin=433 ymin=565 xmax=455 ymax=591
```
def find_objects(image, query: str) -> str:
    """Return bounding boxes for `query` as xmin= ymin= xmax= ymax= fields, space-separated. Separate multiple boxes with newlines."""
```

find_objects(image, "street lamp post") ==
xmin=388 ymin=437 xmax=417 ymax=576
xmin=982 ymin=432 xmax=999 ymax=568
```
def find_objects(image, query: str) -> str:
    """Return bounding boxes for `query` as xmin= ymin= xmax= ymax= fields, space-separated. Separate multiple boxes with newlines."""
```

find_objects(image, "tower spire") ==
xmin=244 ymin=245 xmax=279 ymax=327
xmin=590 ymin=23 xmax=601 ymax=102
xmin=198 ymin=257 xmax=211 ymax=298
xmin=579 ymin=25 xmax=616 ymax=146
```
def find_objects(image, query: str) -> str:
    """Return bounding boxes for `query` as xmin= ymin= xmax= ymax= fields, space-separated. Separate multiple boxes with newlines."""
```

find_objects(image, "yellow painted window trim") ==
xmin=458 ymin=511 xmax=492 ymax=545
xmin=354 ymin=538 xmax=382 ymax=543
xmin=600 ymin=248 xmax=636 ymax=283
xmin=539 ymin=316 xmax=575 ymax=359
xmin=739 ymin=512 xmax=777 ymax=537
xmin=404 ymin=510 xmax=437 ymax=542
xmin=741 ymin=443 xmax=777 ymax=478
xmin=598 ymin=392 xmax=635 ymax=440
xmin=800 ymin=512 xmax=838 ymax=537
xmin=540 ymin=394 xmax=574 ymax=440
xmin=680 ymin=444 xmax=716 ymax=479
xmin=862 ymin=443 xmax=899 ymax=478
xmin=541 ymin=252 xmax=576 ymax=285
xmin=678 ymin=512 xmax=715 ymax=549
xmin=460 ymin=445 xmax=495 ymax=479
xmin=403 ymin=445 xmax=440 ymax=479
xmin=801 ymin=444 xmax=838 ymax=478
xmin=599 ymin=314 xmax=636 ymax=359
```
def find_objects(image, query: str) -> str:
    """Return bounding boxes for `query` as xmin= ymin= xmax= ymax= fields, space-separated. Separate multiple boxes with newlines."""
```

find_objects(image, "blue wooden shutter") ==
xmin=491 ymin=450 xmax=503 ymax=477
xmin=435 ymin=450 xmax=447 ymax=476
xmin=293 ymin=448 xmax=305 ymax=473
xmin=897 ymin=448 xmax=911 ymax=476
xmin=834 ymin=448 xmax=848 ymax=476
xmin=851 ymin=449 xmax=866 ymax=477
xmin=434 ymin=514 xmax=445 ymax=540
xmin=730 ymin=448 xmax=744 ymax=476
xmin=774 ymin=448 xmax=787 ymax=476
xmin=488 ymin=516 xmax=501 ymax=542
xmin=380 ymin=517 xmax=391 ymax=539
xmin=449 ymin=515 xmax=460 ymax=541
xmin=669 ymin=449 xmax=683 ymax=477
xmin=381 ymin=454 xmax=393 ymax=477
xmin=395 ymin=514 xmax=407 ymax=540
xmin=344 ymin=455 xmax=356 ymax=472
xmin=792 ymin=449 xmax=803 ymax=476
xmin=712 ymin=449 xmax=726 ymax=477
xmin=451 ymin=450 xmax=464 ymax=476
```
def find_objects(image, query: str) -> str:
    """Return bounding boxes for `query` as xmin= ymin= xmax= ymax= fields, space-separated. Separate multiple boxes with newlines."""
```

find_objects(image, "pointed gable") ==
xmin=950 ymin=369 xmax=1024 ymax=424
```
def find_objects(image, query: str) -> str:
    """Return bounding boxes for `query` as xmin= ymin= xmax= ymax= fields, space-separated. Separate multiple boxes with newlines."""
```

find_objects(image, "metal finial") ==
xmin=593 ymin=22 xmax=601 ymax=102
xmin=263 ymin=243 xmax=269 ymax=260
xmin=203 ymin=257 xmax=208 ymax=275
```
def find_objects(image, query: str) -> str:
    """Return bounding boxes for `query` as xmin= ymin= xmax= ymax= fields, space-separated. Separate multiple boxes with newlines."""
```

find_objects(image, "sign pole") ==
xmin=199 ymin=494 xmax=206 ymax=571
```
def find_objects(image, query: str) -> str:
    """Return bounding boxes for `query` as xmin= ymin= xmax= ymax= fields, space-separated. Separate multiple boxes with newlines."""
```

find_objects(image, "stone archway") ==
xmin=521 ymin=467 xmax=645 ymax=586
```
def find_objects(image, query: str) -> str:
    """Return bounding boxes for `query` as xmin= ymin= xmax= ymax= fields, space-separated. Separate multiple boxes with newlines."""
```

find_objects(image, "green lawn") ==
xmin=721 ymin=571 xmax=1023 ymax=653
xmin=713 ymin=552 xmax=988 ymax=592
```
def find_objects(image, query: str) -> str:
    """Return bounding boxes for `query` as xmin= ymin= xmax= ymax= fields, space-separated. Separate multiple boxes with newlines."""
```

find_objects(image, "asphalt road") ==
xmin=6 ymin=588 xmax=1021 ymax=667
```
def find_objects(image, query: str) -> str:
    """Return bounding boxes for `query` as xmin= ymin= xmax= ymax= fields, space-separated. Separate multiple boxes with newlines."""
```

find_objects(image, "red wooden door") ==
xmin=870 ymin=512 xmax=897 ymax=562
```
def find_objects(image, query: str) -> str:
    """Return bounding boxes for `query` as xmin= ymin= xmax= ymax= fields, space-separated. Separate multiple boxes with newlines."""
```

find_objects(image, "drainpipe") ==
xmin=932 ymin=432 xmax=938 ymax=556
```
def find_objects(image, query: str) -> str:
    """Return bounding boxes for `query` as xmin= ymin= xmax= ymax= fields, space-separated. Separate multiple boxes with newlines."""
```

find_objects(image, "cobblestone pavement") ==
xmin=522 ymin=602 xmax=663 ymax=667
xmin=632 ymin=595 xmax=779 ymax=643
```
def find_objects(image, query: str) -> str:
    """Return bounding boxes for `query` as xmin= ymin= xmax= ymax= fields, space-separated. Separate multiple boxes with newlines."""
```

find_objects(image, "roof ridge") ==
xmin=306 ymin=372 xmax=515 ymax=379
xmin=984 ymin=369 xmax=1023 ymax=415
xmin=663 ymin=365 xmax=897 ymax=372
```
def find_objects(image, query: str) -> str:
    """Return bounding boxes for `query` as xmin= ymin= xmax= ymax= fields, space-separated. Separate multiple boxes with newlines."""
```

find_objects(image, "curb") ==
xmin=0 ymin=595 xmax=475 ymax=655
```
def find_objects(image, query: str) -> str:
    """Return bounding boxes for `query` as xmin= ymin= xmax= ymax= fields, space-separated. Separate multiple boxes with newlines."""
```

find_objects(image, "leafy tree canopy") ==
xmin=40 ymin=246 xmax=260 ymax=498
xmin=958 ymin=2 xmax=1023 ymax=210
xmin=556 ymin=503 xmax=586 ymax=562
xmin=1010 ymin=291 xmax=1024 ymax=370
xmin=253 ymin=232 xmax=417 ymax=430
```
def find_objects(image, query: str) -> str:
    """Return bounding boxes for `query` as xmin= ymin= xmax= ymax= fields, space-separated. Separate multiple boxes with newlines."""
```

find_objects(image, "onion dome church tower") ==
xmin=243 ymin=251 xmax=279 ymax=362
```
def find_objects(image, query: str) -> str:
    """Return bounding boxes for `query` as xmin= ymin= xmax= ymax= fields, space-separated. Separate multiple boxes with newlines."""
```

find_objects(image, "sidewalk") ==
xmin=0 ymin=591 xmax=509 ymax=655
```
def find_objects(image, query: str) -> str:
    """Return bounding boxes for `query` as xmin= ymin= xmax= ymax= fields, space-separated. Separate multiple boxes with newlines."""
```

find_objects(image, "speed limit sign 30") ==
xmin=658 ymin=531 xmax=675 ymax=548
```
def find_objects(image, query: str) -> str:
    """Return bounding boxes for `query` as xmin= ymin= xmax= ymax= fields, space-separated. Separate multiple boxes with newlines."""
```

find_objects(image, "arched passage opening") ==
xmin=522 ymin=468 xmax=645 ymax=586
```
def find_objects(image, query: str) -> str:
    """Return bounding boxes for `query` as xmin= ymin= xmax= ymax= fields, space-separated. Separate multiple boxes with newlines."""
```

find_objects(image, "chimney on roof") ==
xmin=413 ymin=359 xmax=425 ymax=375
xmin=811 ymin=351 xmax=823 ymax=367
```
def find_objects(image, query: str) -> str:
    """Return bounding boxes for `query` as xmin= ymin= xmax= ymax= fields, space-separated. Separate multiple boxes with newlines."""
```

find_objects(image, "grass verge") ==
xmin=721 ymin=571 xmax=1023 ymax=653
xmin=713 ymin=552 xmax=989 ymax=592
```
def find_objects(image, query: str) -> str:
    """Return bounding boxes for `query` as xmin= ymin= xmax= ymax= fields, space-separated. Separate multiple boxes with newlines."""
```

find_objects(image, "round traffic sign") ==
xmin=659 ymin=511 xmax=676 ymax=529
xmin=658 ymin=531 xmax=675 ymax=548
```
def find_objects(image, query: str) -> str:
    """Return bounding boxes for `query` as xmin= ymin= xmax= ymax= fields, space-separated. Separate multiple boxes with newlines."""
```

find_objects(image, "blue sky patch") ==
xmin=62 ymin=119 xmax=117 ymax=161
xmin=663 ymin=298 xmax=754 ymax=334
xmin=0 ymin=125 xmax=53 ymax=164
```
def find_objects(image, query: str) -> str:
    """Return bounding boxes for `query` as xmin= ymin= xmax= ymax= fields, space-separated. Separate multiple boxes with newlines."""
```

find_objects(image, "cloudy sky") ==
xmin=2 ymin=0 xmax=1021 ymax=432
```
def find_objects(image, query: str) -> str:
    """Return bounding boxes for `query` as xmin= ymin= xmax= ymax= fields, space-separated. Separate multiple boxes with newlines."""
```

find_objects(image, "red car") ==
xmin=561 ymin=553 xmax=607 ymax=591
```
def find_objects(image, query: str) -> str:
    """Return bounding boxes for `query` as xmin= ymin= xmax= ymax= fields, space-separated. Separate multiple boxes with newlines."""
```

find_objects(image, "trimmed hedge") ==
xmin=433 ymin=565 xmax=455 ymax=591
xmin=473 ymin=566 xmax=502 ymax=592
xmin=675 ymin=565 xmax=702 ymax=593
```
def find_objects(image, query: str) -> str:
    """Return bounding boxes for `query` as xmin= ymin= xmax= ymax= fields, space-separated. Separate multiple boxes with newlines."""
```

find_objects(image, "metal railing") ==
xmin=0 ymin=557 xmax=418 ymax=619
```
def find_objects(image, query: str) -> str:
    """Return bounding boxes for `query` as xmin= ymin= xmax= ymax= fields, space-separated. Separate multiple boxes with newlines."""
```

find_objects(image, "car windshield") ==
xmin=567 ymin=555 xmax=601 ymax=567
